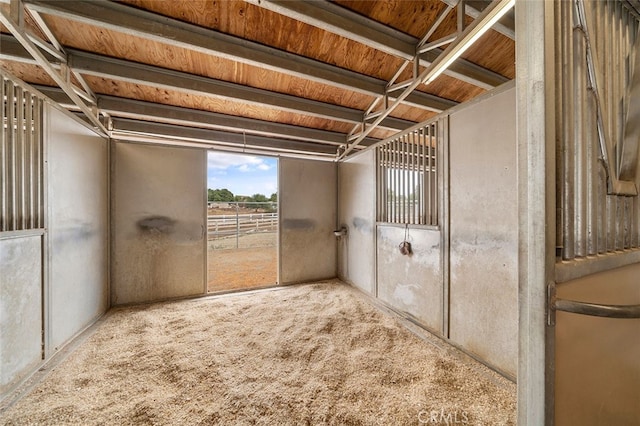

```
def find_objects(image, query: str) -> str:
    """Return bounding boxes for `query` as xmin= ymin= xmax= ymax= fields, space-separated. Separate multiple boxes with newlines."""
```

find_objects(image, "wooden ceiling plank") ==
xmin=0 ymin=6 xmax=106 ymax=135
xmin=25 ymin=0 xmax=454 ymax=112
xmin=70 ymin=49 xmax=416 ymax=132
xmin=251 ymin=0 xmax=507 ymax=90
xmin=33 ymin=85 xmax=353 ymax=146
xmin=2 ymin=33 xmax=416 ymax=134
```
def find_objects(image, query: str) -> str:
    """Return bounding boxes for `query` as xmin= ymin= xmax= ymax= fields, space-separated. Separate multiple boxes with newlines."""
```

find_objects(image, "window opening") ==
xmin=376 ymin=123 xmax=438 ymax=226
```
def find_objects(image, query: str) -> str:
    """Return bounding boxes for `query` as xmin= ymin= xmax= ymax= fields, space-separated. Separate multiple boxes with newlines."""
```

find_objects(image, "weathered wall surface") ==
xmin=337 ymin=150 xmax=376 ymax=295
xmin=448 ymin=87 xmax=518 ymax=377
xmin=112 ymin=142 xmax=206 ymax=304
xmin=0 ymin=235 xmax=42 ymax=396
xmin=555 ymin=263 xmax=640 ymax=426
xmin=279 ymin=158 xmax=337 ymax=284
xmin=376 ymin=225 xmax=443 ymax=333
xmin=47 ymin=106 xmax=109 ymax=351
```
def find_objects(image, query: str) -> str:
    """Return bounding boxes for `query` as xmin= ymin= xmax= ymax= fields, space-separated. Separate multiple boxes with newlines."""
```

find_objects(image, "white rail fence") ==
xmin=208 ymin=213 xmax=278 ymax=238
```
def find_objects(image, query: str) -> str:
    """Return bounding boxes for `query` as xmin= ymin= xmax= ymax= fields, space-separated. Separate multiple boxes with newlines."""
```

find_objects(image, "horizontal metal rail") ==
xmin=207 ymin=214 xmax=277 ymax=240
xmin=555 ymin=299 xmax=640 ymax=319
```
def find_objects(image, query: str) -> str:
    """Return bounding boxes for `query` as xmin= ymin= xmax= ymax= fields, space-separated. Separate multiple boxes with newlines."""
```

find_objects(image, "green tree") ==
xmin=251 ymin=193 xmax=268 ymax=202
xmin=269 ymin=192 xmax=277 ymax=202
xmin=208 ymin=188 xmax=235 ymax=202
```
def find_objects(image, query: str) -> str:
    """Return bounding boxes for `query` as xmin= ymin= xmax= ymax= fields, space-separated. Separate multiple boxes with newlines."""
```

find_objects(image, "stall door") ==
xmin=112 ymin=142 xmax=206 ymax=304
xmin=279 ymin=158 xmax=337 ymax=284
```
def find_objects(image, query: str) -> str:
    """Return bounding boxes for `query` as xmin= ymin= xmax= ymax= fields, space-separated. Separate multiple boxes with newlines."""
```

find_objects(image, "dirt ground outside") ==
xmin=207 ymin=232 xmax=277 ymax=293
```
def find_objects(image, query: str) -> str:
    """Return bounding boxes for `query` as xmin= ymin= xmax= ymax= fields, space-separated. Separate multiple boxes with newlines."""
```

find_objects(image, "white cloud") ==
xmin=207 ymin=152 xmax=277 ymax=196
xmin=207 ymin=152 xmax=271 ymax=172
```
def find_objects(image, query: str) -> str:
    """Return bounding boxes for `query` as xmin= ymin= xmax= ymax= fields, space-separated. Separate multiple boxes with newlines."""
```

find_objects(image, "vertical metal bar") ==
xmin=404 ymin=135 xmax=408 ymax=224
xmin=411 ymin=132 xmax=415 ymax=225
xmin=631 ymin=186 xmax=640 ymax=248
xmin=594 ymin=2 xmax=606 ymax=255
xmin=416 ymin=128 xmax=421 ymax=225
xmin=432 ymin=124 xmax=437 ymax=225
xmin=597 ymin=143 xmax=607 ymax=254
xmin=606 ymin=1 xmax=616 ymax=175
xmin=419 ymin=127 xmax=424 ymax=225
xmin=389 ymin=142 xmax=393 ymax=222
xmin=554 ymin=1 xmax=564 ymax=254
xmin=434 ymin=122 xmax=439 ymax=225
xmin=7 ymin=82 xmax=16 ymax=231
xmin=235 ymin=202 xmax=239 ymax=249
xmin=424 ymin=126 xmax=429 ymax=225
xmin=404 ymin=135 xmax=409 ymax=224
xmin=429 ymin=122 xmax=439 ymax=225
xmin=375 ymin=146 xmax=379 ymax=222
xmin=397 ymin=138 xmax=401 ymax=224
xmin=407 ymin=131 xmax=416 ymax=224
xmin=36 ymin=98 xmax=43 ymax=228
xmin=383 ymin=144 xmax=388 ymax=222
xmin=624 ymin=197 xmax=632 ymax=249
xmin=1 ymin=78 xmax=6 ymax=232
xmin=380 ymin=145 xmax=383 ymax=222
xmin=606 ymin=195 xmax=615 ymax=251
xmin=376 ymin=146 xmax=381 ymax=222
xmin=613 ymin=2 xmax=622 ymax=254
xmin=396 ymin=138 xmax=400 ymax=223
xmin=400 ymin=136 xmax=405 ymax=223
xmin=574 ymin=23 xmax=587 ymax=258
xmin=15 ymin=85 xmax=24 ymax=230
xmin=586 ymin=82 xmax=597 ymax=256
xmin=615 ymin=195 xmax=623 ymax=250
xmin=562 ymin=0 xmax=575 ymax=260
xmin=415 ymin=130 xmax=420 ymax=224
xmin=383 ymin=145 xmax=388 ymax=222
xmin=385 ymin=143 xmax=389 ymax=222
xmin=24 ymin=91 xmax=33 ymax=229
xmin=392 ymin=139 xmax=396 ymax=223
xmin=614 ymin=1 xmax=622 ymax=174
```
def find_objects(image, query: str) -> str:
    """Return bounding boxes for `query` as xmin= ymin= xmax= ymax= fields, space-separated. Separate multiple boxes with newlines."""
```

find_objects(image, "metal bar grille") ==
xmin=1 ymin=76 xmax=44 ymax=232
xmin=556 ymin=0 xmax=640 ymax=260
xmin=376 ymin=121 xmax=440 ymax=226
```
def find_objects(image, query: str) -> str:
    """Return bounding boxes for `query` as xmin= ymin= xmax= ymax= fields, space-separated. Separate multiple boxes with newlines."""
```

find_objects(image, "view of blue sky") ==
xmin=207 ymin=151 xmax=278 ymax=197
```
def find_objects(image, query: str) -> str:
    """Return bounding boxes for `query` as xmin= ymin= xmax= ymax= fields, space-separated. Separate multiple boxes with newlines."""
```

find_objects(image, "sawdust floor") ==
xmin=0 ymin=281 xmax=516 ymax=425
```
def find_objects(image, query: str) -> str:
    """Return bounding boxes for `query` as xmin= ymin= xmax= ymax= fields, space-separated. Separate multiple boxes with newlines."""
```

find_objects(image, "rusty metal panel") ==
xmin=448 ymin=86 xmax=518 ymax=377
xmin=279 ymin=157 xmax=336 ymax=284
xmin=555 ymin=263 xmax=640 ymax=425
xmin=46 ymin=106 xmax=109 ymax=350
xmin=112 ymin=142 xmax=206 ymax=304
xmin=337 ymin=150 xmax=375 ymax=295
xmin=0 ymin=235 xmax=42 ymax=396
xmin=376 ymin=225 xmax=443 ymax=333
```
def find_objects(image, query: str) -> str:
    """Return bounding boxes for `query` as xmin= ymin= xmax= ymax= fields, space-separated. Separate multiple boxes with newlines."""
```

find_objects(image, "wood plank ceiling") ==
xmin=1 ymin=0 xmax=516 ymax=159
